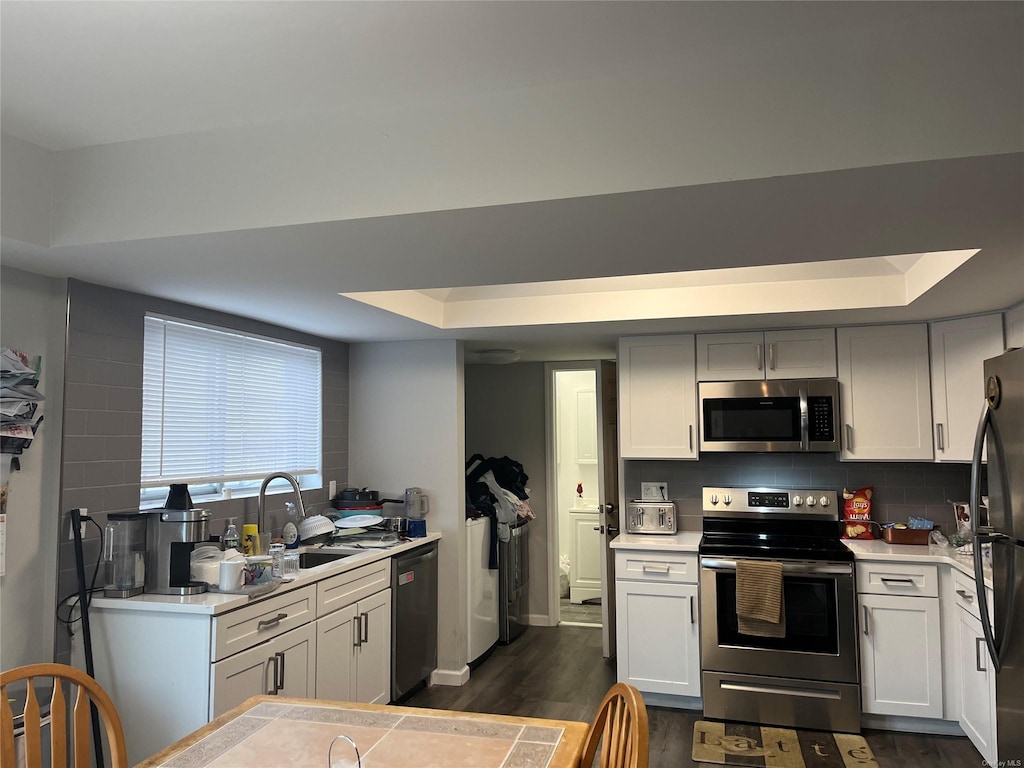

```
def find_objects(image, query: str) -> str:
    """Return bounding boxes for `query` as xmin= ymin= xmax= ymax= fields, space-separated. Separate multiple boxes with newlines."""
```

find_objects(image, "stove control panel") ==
xmin=702 ymin=486 xmax=839 ymax=517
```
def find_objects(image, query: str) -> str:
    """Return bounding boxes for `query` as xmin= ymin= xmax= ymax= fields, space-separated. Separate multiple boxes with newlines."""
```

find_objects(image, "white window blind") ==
xmin=142 ymin=315 xmax=322 ymax=489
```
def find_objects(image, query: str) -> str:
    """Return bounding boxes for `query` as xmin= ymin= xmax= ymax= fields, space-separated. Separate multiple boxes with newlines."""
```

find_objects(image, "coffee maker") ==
xmin=144 ymin=507 xmax=211 ymax=595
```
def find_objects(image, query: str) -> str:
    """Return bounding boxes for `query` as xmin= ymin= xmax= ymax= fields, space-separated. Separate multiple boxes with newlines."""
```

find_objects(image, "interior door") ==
xmin=597 ymin=360 xmax=620 ymax=657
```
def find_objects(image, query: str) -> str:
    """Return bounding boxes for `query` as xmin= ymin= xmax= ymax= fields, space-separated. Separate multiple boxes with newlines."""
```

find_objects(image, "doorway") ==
xmin=545 ymin=361 xmax=619 ymax=656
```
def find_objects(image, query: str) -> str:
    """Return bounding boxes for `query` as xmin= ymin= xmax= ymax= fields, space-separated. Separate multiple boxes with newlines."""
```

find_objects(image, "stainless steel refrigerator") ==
xmin=971 ymin=346 xmax=1024 ymax=765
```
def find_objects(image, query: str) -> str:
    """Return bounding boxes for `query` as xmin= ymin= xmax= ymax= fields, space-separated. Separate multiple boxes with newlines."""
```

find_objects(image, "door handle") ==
xmin=862 ymin=605 xmax=870 ymax=636
xmin=267 ymin=655 xmax=279 ymax=694
xmin=689 ymin=424 xmax=694 ymax=451
xmin=360 ymin=612 xmax=370 ymax=644
xmin=768 ymin=343 xmax=776 ymax=371
xmin=353 ymin=614 xmax=362 ymax=648
xmin=976 ymin=637 xmax=986 ymax=672
xmin=275 ymin=651 xmax=286 ymax=691
xmin=936 ymin=423 xmax=945 ymax=452
xmin=845 ymin=424 xmax=853 ymax=451
xmin=755 ymin=344 xmax=763 ymax=371
xmin=258 ymin=612 xmax=287 ymax=630
xmin=689 ymin=595 xmax=695 ymax=624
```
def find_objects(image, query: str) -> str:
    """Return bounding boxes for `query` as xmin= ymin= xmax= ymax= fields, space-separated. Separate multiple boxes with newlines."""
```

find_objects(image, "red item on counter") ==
xmin=842 ymin=486 xmax=875 ymax=539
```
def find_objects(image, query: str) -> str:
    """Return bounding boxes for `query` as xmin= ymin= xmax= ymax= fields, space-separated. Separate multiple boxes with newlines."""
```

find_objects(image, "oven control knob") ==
xmin=806 ymin=496 xmax=817 ymax=507
xmin=723 ymin=494 xmax=732 ymax=505
xmin=793 ymin=495 xmax=803 ymax=506
xmin=819 ymin=496 xmax=830 ymax=507
xmin=710 ymin=494 xmax=719 ymax=505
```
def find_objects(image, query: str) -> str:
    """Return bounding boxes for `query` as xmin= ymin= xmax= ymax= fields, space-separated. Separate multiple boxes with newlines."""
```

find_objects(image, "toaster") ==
xmin=626 ymin=501 xmax=677 ymax=534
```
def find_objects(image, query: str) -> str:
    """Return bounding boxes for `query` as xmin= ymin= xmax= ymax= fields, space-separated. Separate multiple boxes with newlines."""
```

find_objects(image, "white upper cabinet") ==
xmin=837 ymin=324 xmax=933 ymax=461
xmin=618 ymin=335 xmax=698 ymax=459
xmin=1004 ymin=303 xmax=1024 ymax=350
xmin=929 ymin=314 xmax=1004 ymax=462
xmin=696 ymin=329 xmax=836 ymax=381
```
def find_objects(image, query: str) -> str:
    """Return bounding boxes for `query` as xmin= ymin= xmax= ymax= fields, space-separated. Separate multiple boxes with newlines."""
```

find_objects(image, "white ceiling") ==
xmin=1 ymin=1 xmax=1022 ymax=360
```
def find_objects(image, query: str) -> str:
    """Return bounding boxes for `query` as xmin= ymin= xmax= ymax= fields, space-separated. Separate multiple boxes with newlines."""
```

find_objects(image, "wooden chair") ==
xmin=579 ymin=682 xmax=649 ymax=768
xmin=0 ymin=662 xmax=127 ymax=768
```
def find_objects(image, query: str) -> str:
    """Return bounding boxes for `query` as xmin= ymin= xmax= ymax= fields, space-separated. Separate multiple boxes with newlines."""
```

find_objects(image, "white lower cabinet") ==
xmin=858 ymin=592 xmax=943 ymax=718
xmin=955 ymin=606 xmax=997 ymax=765
xmin=315 ymin=588 xmax=392 ymax=705
xmin=569 ymin=511 xmax=602 ymax=603
xmin=614 ymin=550 xmax=700 ymax=698
xmin=211 ymin=621 xmax=316 ymax=717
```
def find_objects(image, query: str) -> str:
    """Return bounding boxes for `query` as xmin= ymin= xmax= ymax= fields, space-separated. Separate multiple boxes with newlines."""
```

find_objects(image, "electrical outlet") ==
xmin=641 ymin=482 xmax=669 ymax=501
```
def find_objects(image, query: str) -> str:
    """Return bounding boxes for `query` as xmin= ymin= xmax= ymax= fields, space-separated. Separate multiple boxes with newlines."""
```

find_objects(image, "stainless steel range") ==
xmin=699 ymin=486 xmax=860 ymax=733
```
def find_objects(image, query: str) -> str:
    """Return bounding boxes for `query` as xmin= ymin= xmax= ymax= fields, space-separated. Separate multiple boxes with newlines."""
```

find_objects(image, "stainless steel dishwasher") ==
xmin=391 ymin=540 xmax=438 ymax=702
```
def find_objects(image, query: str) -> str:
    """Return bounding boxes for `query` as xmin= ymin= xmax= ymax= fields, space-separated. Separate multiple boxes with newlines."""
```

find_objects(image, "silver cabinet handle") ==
xmin=880 ymin=577 xmax=915 ymax=585
xmin=689 ymin=595 xmax=695 ymax=624
xmin=642 ymin=563 xmax=670 ymax=573
xmin=275 ymin=650 xmax=286 ymax=691
xmin=267 ymin=655 xmax=279 ymax=694
xmin=768 ymin=343 xmax=776 ymax=371
xmin=976 ymin=637 xmax=986 ymax=672
xmin=258 ymin=612 xmax=287 ymax=630
xmin=353 ymin=614 xmax=362 ymax=648
xmin=360 ymin=612 xmax=370 ymax=644
xmin=756 ymin=344 xmax=763 ymax=371
xmin=936 ymin=423 xmax=945 ymax=451
xmin=862 ymin=605 xmax=870 ymax=636
xmin=845 ymin=424 xmax=853 ymax=451
xmin=689 ymin=424 xmax=694 ymax=451
xmin=956 ymin=588 xmax=974 ymax=602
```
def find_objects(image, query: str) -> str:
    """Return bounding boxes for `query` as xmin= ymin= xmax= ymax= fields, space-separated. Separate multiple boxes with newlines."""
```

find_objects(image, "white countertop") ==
xmin=92 ymin=532 xmax=442 ymax=616
xmin=610 ymin=531 xmax=702 ymax=551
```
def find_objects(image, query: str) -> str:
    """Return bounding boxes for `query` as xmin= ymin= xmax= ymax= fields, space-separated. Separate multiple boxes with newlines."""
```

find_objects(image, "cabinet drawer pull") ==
xmin=360 ymin=612 xmax=370 ymax=643
xmin=845 ymin=424 xmax=853 ymax=451
xmin=768 ymin=343 xmax=776 ymax=371
xmin=689 ymin=595 xmax=695 ymax=624
xmin=267 ymin=655 xmax=279 ymax=695
xmin=936 ymin=423 xmax=945 ymax=452
xmin=641 ymin=563 xmax=670 ymax=574
xmin=353 ymin=615 xmax=362 ymax=648
xmin=862 ymin=605 xmax=870 ymax=636
xmin=955 ymin=588 xmax=975 ymax=602
xmin=689 ymin=424 xmax=694 ymax=451
xmin=275 ymin=651 xmax=286 ymax=691
xmin=976 ymin=637 xmax=986 ymax=672
xmin=756 ymin=344 xmax=763 ymax=371
xmin=258 ymin=612 xmax=287 ymax=630
xmin=879 ymin=577 xmax=915 ymax=585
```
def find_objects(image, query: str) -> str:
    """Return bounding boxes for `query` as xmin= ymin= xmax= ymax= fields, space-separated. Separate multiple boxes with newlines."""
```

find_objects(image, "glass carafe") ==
xmin=103 ymin=513 xmax=147 ymax=597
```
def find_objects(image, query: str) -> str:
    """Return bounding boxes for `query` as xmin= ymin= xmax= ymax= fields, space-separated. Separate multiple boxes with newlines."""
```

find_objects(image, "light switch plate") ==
xmin=641 ymin=482 xmax=669 ymax=501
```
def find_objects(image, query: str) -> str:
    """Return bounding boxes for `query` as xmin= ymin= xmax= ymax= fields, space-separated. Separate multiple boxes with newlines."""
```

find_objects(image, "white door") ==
xmin=355 ymin=588 xmax=392 ymax=704
xmin=859 ymin=593 xmax=943 ymax=717
xmin=615 ymin=579 xmax=700 ymax=697
xmin=315 ymin=603 xmax=359 ymax=701
xmin=957 ymin=606 xmax=997 ymax=765
xmin=275 ymin=622 xmax=316 ymax=699
xmin=597 ymin=360 xmax=620 ymax=657
xmin=569 ymin=512 xmax=602 ymax=603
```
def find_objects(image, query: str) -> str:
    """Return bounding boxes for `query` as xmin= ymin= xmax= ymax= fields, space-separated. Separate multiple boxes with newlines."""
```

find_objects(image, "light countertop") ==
xmin=91 ymin=532 xmax=442 ymax=616
xmin=610 ymin=531 xmax=702 ymax=551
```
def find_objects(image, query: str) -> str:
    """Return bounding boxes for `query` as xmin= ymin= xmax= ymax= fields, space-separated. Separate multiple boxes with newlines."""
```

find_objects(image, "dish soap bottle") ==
xmin=283 ymin=502 xmax=300 ymax=549
xmin=223 ymin=518 xmax=241 ymax=552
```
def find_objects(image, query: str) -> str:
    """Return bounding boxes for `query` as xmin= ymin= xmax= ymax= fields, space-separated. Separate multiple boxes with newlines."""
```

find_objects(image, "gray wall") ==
xmin=624 ymin=453 xmax=971 ymax=533
xmin=56 ymin=279 xmax=349 ymax=664
xmin=464 ymin=362 xmax=549 ymax=619
xmin=0 ymin=267 xmax=66 ymax=670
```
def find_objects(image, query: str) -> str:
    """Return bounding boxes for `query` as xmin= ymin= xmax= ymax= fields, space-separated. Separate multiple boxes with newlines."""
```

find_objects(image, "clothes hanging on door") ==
xmin=466 ymin=454 xmax=532 ymax=567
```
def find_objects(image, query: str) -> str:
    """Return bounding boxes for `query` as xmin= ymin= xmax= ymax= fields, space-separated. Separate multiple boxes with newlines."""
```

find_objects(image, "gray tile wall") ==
xmin=624 ymin=453 xmax=973 ymax=533
xmin=56 ymin=280 xmax=349 ymax=663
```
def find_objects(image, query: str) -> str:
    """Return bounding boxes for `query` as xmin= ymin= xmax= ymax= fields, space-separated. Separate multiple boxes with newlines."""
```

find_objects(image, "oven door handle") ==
xmin=700 ymin=558 xmax=853 ymax=575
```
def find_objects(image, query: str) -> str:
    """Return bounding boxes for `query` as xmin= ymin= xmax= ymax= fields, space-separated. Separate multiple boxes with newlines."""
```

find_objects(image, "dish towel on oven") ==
xmin=735 ymin=559 xmax=786 ymax=638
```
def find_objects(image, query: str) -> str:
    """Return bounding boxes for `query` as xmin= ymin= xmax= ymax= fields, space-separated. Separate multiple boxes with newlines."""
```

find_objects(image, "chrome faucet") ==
xmin=258 ymin=472 xmax=307 ymax=535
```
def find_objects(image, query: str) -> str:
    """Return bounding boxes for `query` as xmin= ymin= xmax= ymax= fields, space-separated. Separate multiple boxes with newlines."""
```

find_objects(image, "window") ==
xmin=141 ymin=315 xmax=322 ymax=505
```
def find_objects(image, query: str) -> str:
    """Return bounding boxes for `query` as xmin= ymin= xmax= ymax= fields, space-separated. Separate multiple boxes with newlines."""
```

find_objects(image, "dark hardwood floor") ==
xmin=406 ymin=624 xmax=986 ymax=768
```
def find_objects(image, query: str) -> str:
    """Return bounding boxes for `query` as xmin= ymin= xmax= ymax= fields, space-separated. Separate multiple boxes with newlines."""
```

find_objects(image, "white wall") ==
xmin=349 ymin=340 xmax=466 ymax=679
xmin=1 ymin=133 xmax=54 ymax=247
xmin=0 ymin=267 xmax=66 ymax=669
xmin=464 ymin=363 xmax=549 ymax=621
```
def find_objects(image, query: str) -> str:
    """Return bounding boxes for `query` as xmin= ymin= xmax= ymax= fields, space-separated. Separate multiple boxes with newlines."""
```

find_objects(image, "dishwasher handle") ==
xmin=395 ymin=546 xmax=438 ymax=572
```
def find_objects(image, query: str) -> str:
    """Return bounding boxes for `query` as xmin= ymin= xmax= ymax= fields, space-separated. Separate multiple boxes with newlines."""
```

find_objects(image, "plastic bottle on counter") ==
xmin=223 ymin=518 xmax=240 ymax=551
xmin=283 ymin=502 xmax=300 ymax=549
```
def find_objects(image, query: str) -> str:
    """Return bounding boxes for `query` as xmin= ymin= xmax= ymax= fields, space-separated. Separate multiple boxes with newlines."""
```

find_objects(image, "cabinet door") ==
xmin=956 ymin=606 xmax=997 ymax=766
xmin=1005 ymin=303 xmax=1024 ymax=350
xmin=837 ymin=325 xmax=933 ymax=461
xmin=315 ymin=603 xmax=359 ymax=701
xmin=618 ymin=335 xmax=698 ymax=459
xmin=859 ymin=593 xmax=942 ymax=717
xmin=569 ymin=513 xmax=602 ymax=604
xmin=930 ymin=315 xmax=1004 ymax=461
xmin=764 ymin=328 xmax=837 ymax=379
xmin=355 ymin=588 xmax=392 ymax=705
xmin=696 ymin=332 xmax=764 ymax=381
xmin=210 ymin=622 xmax=316 ymax=718
xmin=615 ymin=580 xmax=700 ymax=697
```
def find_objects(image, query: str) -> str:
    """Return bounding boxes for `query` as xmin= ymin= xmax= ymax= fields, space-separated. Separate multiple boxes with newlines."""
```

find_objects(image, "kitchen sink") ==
xmin=298 ymin=550 xmax=353 ymax=569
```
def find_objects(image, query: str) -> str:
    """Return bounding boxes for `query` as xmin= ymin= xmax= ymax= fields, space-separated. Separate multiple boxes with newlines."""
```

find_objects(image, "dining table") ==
xmin=135 ymin=695 xmax=590 ymax=768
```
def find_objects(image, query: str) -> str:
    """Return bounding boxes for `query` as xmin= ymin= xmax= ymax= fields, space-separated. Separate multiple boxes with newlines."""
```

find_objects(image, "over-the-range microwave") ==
xmin=698 ymin=378 xmax=841 ymax=453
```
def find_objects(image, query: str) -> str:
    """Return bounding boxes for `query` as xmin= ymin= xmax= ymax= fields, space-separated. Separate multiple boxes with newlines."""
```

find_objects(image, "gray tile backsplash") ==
xmin=624 ymin=453 xmax=973 ymax=532
xmin=55 ymin=279 xmax=349 ymax=663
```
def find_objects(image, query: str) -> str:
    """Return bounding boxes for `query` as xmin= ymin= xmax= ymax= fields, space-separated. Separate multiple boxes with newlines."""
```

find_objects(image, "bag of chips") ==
xmin=842 ymin=486 xmax=875 ymax=539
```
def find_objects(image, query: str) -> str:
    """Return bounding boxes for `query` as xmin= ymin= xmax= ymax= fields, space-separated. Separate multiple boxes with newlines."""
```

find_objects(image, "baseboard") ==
xmin=861 ymin=714 xmax=964 ymax=736
xmin=639 ymin=693 xmax=703 ymax=711
xmin=526 ymin=613 xmax=558 ymax=627
xmin=430 ymin=665 xmax=470 ymax=687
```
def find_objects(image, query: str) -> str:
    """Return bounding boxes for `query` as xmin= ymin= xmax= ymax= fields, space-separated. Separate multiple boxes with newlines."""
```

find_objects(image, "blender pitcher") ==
xmin=103 ymin=513 xmax=147 ymax=597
